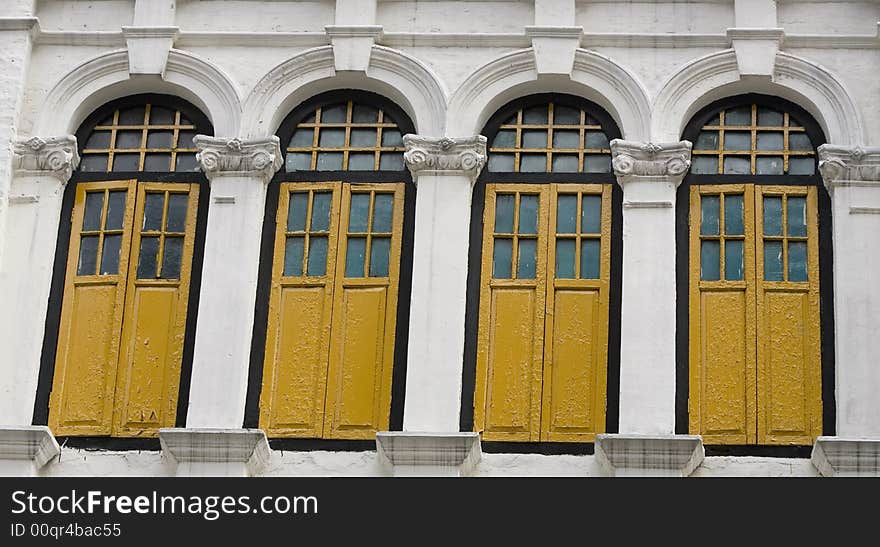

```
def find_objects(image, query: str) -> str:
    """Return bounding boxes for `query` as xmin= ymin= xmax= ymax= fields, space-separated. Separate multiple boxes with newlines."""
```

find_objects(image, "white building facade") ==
xmin=1 ymin=0 xmax=879 ymax=477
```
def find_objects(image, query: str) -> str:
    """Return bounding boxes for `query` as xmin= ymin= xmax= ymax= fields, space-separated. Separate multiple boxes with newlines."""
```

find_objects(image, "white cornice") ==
xmin=325 ymin=25 xmax=384 ymax=39
xmin=524 ymin=26 xmax=583 ymax=39
xmin=0 ymin=17 xmax=39 ymax=31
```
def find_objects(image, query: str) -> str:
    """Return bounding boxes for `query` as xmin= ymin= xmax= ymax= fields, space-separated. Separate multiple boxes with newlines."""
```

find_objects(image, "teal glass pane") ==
xmin=724 ymin=194 xmax=744 ymax=235
xmin=517 ymin=239 xmax=537 ymax=279
xmin=144 ymin=154 xmax=170 ymax=171
xmin=116 ymin=131 xmax=141 ymax=149
xmin=174 ymin=154 xmax=198 ymax=172
xmin=757 ymin=132 xmax=783 ymax=151
xmin=582 ymin=195 xmax=602 ymax=234
xmin=553 ymin=105 xmax=580 ymax=125
xmin=352 ymin=104 xmax=378 ymax=122
xmin=80 ymin=155 xmax=109 ymax=172
xmin=691 ymin=156 xmax=718 ymax=174
xmin=789 ymin=157 xmax=815 ymax=175
xmin=378 ymin=153 xmax=404 ymax=170
xmin=177 ymin=131 xmax=196 ymax=149
xmin=301 ymin=112 xmax=316 ymax=124
xmin=520 ymin=154 xmax=546 ymax=172
xmin=522 ymin=106 xmax=547 ymax=124
xmin=583 ymin=154 xmax=611 ymax=173
xmin=84 ymin=131 xmax=111 ymax=150
xmin=348 ymin=153 xmax=375 ymax=171
xmin=492 ymin=238 xmax=512 ymax=279
xmin=310 ymin=192 xmax=331 ymax=231
xmin=695 ymin=131 xmax=719 ymax=150
xmin=113 ymin=154 xmax=139 ymax=171
xmin=789 ymin=117 xmax=803 ymax=128
xmin=345 ymin=236 xmax=366 ymax=277
xmin=160 ymin=236 xmax=183 ymax=279
xmin=350 ymin=128 xmax=377 ymax=147
xmin=320 ymin=104 xmax=346 ymax=123
xmin=99 ymin=234 xmax=121 ymax=275
xmin=723 ymin=156 xmax=751 ymax=174
xmin=787 ymin=196 xmax=807 ymax=237
xmin=286 ymin=153 xmax=312 ymax=171
xmin=149 ymin=106 xmax=175 ymax=124
xmin=283 ymin=236 xmax=304 ymax=276
xmin=789 ymin=133 xmax=813 ymax=151
xmin=287 ymin=192 xmax=309 ymax=232
xmin=136 ymin=236 xmax=159 ymax=279
xmin=551 ymin=155 xmax=578 ymax=172
xmin=289 ymin=128 xmax=314 ymax=147
xmin=725 ymin=106 xmax=751 ymax=126
xmin=165 ymin=193 xmax=188 ymax=233
xmin=147 ymin=131 xmax=173 ymax=149
xmin=381 ymin=129 xmax=403 ymax=147
xmin=143 ymin=193 xmax=164 ymax=231
xmin=552 ymin=130 xmax=579 ymax=149
xmin=105 ymin=191 xmax=127 ymax=231
xmin=492 ymin=129 xmax=516 ymax=148
xmin=556 ymin=195 xmax=577 ymax=234
xmin=584 ymin=131 xmax=609 ymax=149
xmin=77 ymin=235 xmax=99 ymax=275
xmin=369 ymin=237 xmax=391 ymax=277
xmin=705 ymin=113 xmax=720 ymax=125
xmin=488 ymin=154 xmax=514 ymax=172
xmin=118 ymin=106 xmax=145 ymax=125
xmin=83 ymin=191 xmax=104 ymax=231
xmin=319 ymin=128 xmax=345 ymax=147
xmin=581 ymin=239 xmax=600 ymax=279
xmin=757 ymin=107 xmax=784 ymax=126
xmin=501 ymin=114 xmax=517 ymax=125
xmin=555 ymin=239 xmax=575 ymax=279
xmin=316 ymin=152 xmax=343 ymax=170
xmin=724 ymin=131 xmax=751 ymax=151
xmin=494 ymin=194 xmax=515 ymax=233
xmin=763 ymin=197 xmax=783 ymax=235
xmin=725 ymin=239 xmax=743 ymax=281
xmin=518 ymin=195 xmax=539 ymax=235
xmin=764 ymin=241 xmax=783 ymax=281
xmin=522 ymin=130 xmax=547 ymax=149
xmin=700 ymin=196 xmax=720 ymax=235
xmin=372 ymin=193 xmax=394 ymax=233
xmin=348 ymin=193 xmax=371 ymax=232
xmin=307 ymin=236 xmax=328 ymax=277
xmin=788 ymin=241 xmax=808 ymax=282
xmin=700 ymin=240 xmax=720 ymax=281
xmin=756 ymin=157 xmax=783 ymax=175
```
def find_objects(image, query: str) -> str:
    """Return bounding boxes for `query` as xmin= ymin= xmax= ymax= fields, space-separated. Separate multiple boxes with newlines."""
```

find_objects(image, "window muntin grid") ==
xmin=487 ymin=102 xmax=612 ymax=173
xmin=690 ymin=104 xmax=816 ymax=176
xmin=79 ymin=104 xmax=200 ymax=173
xmin=284 ymin=101 xmax=406 ymax=172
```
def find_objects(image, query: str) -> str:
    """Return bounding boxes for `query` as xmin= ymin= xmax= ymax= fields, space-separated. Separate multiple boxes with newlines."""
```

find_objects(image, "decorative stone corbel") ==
xmin=13 ymin=135 xmax=80 ymax=183
xmin=726 ymin=28 xmax=785 ymax=79
xmin=611 ymin=139 xmax=692 ymax=189
xmin=524 ymin=26 xmax=583 ymax=76
xmin=0 ymin=426 xmax=60 ymax=477
xmin=193 ymin=136 xmax=283 ymax=184
xmin=811 ymin=437 xmax=880 ymax=477
xmin=122 ymin=26 xmax=180 ymax=76
xmin=403 ymin=135 xmax=487 ymax=185
xmin=818 ymin=144 xmax=880 ymax=194
xmin=159 ymin=428 xmax=270 ymax=477
xmin=595 ymin=434 xmax=704 ymax=477
xmin=325 ymin=25 xmax=383 ymax=72
xmin=376 ymin=432 xmax=481 ymax=477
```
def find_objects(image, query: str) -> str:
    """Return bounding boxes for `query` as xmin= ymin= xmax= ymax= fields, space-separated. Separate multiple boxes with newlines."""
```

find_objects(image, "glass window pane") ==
xmin=137 ymin=236 xmax=160 ymax=279
xmin=763 ymin=196 xmax=783 ymax=235
xmin=105 ymin=191 xmax=127 ymax=231
xmin=160 ymin=237 xmax=183 ymax=279
xmin=788 ymin=157 xmax=815 ymax=175
xmin=584 ymin=131 xmax=609 ymax=149
xmin=494 ymin=194 xmax=515 ymax=233
xmin=369 ymin=237 xmax=391 ymax=277
xmin=286 ymin=152 xmax=312 ymax=171
xmin=116 ymin=131 xmax=142 ymax=149
xmin=283 ymin=236 xmax=304 ymax=276
xmin=700 ymin=240 xmax=720 ymax=281
xmin=175 ymin=154 xmax=198 ymax=172
xmin=144 ymin=154 xmax=171 ymax=171
xmin=556 ymin=195 xmax=577 ymax=234
xmin=583 ymin=154 xmax=611 ymax=173
xmin=84 ymin=131 xmax=111 ymax=150
xmin=581 ymin=195 xmax=602 ymax=234
xmin=147 ymin=131 xmax=173 ymax=149
xmin=555 ymin=239 xmax=575 ymax=279
xmin=166 ymin=193 xmax=189 ymax=233
xmin=316 ymin=152 xmax=343 ymax=170
xmin=381 ymin=129 xmax=403 ymax=147
xmin=149 ymin=106 xmax=175 ymax=124
xmin=118 ymin=106 xmax=146 ymax=125
xmin=705 ymin=113 xmax=720 ymax=125
xmin=113 ymin=154 xmax=140 ymax=171
xmin=518 ymin=195 xmax=539 ymax=235
xmin=307 ymin=236 xmax=328 ymax=277
xmin=517 ymin=238 xmax=537 ymax=279
xmin=789 ymin=133 xmax=813 ymax=151
xmin=352 ymin=104 xmax=378 ymax=123
xmin=345 ymin=236 xmax=366 ymax=277
xmin=378 ymin=153 xmax=404 ymax=170
xmin=553 ymin=105 xmax=580 ymax=125
xmin=757 ymin=107 xmax=783 ymax=126
xmin=492 ymin=129 xmax=516 ymax=148
xmin=488 ymin=154 xmax=514 ymax=172
xmin=286 ymin=192 xmax=308 ymax=232
xmin=83 ymin=191 xmax=105 ymax=231
xmin=756 ymin=157 xmax=784 ymax=175
xmin=522 ymin=105 xmax=547 ymax=124
xmin=522 ymin=130 xmax=547 ymax=149
xmin=724 ymin=194 xmax=744 ymax=235
xmin=789 ymin=117 xmax=803 ymax=128
xmin=552 ymin=130 xmax=579 ymax=149
xmin=700 ymin=195 xmax=720 ymax=235
xmin=349 ymin=193 xmax=371 ymax=232
xmin=757 ymin=132 xmax=783 ymax=151
xmin=320 ymin=104 xmax=347 ymax=123
xmin=177 ymin=131 xmax=196 ymax=149
xmin=694 ymin=131 xmax=719 ymax=150
xmin=372 ymin=193 xmax=394 ymax=233
xmin=143 ymin=193 xmax=165 ymax=231
xmin=289 ymin=128 xmax=314 ymax=148
xmin=350 ymin=128 xmax=377 ymax=147
xmin=724 ymin=131 xmax=750 ymax=151
xmin=492 ymin=238 xmax=512 ymax=279
xmin=348 ymin=153 xmax=375 ymax=171
xmin=520 ymin=154 xmax=546 ymax=172
xmin=788 ymin=241 xmax=808 ymax=282
xmin=77 ymin=235 xmax=99 ymax=276
xmin=581 ymin=239 xmax=600 ymax=279
xmin=318 ymin=128 xmax=345 ymax=148
xmin=310 ymin=192 xmax=332 ymax=232
xmin=788 ymin=196 xmax=807 ymax=237
xmin=691 ymin=156 xmax=718 ymax=174
xmin=725 ymin=106 xmax=751 ymax=126
xmin=764 ymin=241 xmax=783 ymax=281
xmin=551 ymin=155 xmax=578 ymax=172
xmin=723 ymin=156 xmax=751 ymax=175
xmin=725 ymin=239 xmax=743 ymax=281
xmin=80 ymin=154 xmax=109 ymax=172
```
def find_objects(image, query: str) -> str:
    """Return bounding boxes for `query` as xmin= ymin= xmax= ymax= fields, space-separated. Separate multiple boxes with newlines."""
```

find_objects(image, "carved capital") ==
xmin=403 ymin=135 xmax=487 ymax=185
xmin=194 ymin=136 xmax=283 ymax=184
xmin=610 ymin=139 xmax=693 ymax=187
xmin=818 ymin=144 xmax=880 ymax=193
xmin=13 ymin=135 xmax=80 ymax=183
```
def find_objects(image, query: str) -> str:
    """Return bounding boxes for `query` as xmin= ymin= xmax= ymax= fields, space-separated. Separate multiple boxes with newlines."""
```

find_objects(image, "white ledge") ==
xmin=0 ymin=426 xmax=60 ymax=476
xmin=595 ymin=434 xmax=704 ymax=477
xmin=159 ymin=428 xmax=270 ymax=477
xmin=811 ymin=437 xmax=880 ymax=477
xmin=376 ymin=432 xmax=481 ymax=477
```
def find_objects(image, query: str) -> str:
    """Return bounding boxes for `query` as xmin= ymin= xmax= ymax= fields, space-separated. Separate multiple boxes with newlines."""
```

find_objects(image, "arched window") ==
xmin=464 ymin=94 xmax=622 ymax=446
xmin=39 ymin=94 xmax=212 ymax=439
xmin=249 ymin=90 xmax=414 ymax=442
xmin=678 ymin=94 xmax=833 ymax=447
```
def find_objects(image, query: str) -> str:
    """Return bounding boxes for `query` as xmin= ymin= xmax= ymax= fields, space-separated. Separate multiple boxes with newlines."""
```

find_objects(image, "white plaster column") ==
xmin=0 ymin=136 xmax=78 ymax=425
xmin=186 ymin=136 xmax=282 ymax=428
xmin=401 ymin=135 xmax=487 ymax=433
xmin=611 ymin=140 xmax=692 ymax=435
